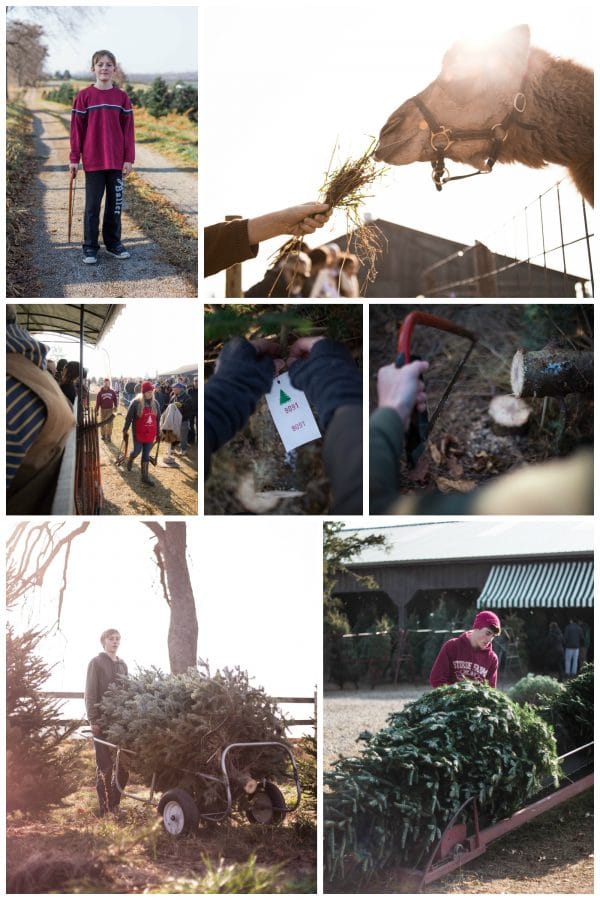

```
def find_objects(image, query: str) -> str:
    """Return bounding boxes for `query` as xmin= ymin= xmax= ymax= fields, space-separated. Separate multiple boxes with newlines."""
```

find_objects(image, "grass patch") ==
xmin=134 ymin=108 xmax=198 ymax=166
xmin=124 ymin=172 xmax=198 ymax=290
xmin=6 ymin=100 xmax=41 ymax=297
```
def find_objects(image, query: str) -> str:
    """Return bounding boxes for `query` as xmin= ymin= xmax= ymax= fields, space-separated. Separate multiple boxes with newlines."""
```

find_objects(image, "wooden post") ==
xmin=225 ymin=215 xmax=243 ymax=298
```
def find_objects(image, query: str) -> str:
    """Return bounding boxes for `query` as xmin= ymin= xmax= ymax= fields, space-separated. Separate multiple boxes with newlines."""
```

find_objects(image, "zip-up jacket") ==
xmin=84 ymin=652 xmax=128 ymax=726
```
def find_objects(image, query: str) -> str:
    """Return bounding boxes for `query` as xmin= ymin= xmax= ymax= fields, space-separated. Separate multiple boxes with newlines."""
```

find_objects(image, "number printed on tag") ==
xmin=264 ymin=372 xmax=321 ymax=452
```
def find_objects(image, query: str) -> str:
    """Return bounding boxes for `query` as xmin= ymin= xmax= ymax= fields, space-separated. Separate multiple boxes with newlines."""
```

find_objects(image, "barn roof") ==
xmin=342 ymin=520 xmax=593 ymax=567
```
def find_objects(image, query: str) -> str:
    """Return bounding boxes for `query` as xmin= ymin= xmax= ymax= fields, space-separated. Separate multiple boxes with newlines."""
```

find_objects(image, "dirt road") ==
xmin=97 ymin=412 xmax=198 ymax=515
xmin=23 ymin=90 xmax=196 ymax=298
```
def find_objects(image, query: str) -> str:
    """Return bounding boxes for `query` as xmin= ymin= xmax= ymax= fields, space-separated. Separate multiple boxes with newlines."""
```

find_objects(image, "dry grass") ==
xmin=124 ymin=172 xmax=198 ymax=291
xmin=6 ymin=100 xmax=42 ymax=298
xmin=135 ymin=108 xmax=198 ymax=166
xmin=274 ymin=142 xmax=387 ymax=294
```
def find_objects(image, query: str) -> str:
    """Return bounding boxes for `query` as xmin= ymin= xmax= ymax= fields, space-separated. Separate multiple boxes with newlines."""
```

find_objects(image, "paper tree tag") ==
xmin=265 ymin=371 xmax=321 ymax=452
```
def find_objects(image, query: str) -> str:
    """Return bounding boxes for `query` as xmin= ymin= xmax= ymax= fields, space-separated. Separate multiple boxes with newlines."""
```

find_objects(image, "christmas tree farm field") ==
xmin=6 ymin=740 xmax=317 ymax=893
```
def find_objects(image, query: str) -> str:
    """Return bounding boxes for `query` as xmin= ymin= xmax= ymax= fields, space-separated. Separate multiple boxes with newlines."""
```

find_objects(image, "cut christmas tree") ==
xmin=98 ymin=664 xmax=290 ymax=812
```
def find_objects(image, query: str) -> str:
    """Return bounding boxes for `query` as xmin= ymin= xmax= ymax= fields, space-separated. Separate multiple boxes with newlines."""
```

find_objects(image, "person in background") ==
xmin=245 ymin=250 xmax=312 ymax=298
xmin=46 ymin=359 xmax=57 ymax=377
xmin=122 ymin=381 xmax=160 ymax=486
xmin=547 ymin=621 xmax=564 ymax=678
xmin=95 ymin=376 xmax=119 ymax=442
xmin=563 ymin=618 xmax=584 ymax=676
xmin=84 ymin=629 xmax=129 ymax=817
xmin=578 ymin=619 xmax=591 ymax=667
xmin=188 ymin=376 xmax=198 ymax=445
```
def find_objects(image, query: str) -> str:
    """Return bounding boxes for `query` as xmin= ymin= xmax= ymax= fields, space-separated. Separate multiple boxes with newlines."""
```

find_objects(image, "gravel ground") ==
xmin=22 ymin=90 xmax=195 ymax=298
xmin=324 ymin=683 xmax=428 ymax=766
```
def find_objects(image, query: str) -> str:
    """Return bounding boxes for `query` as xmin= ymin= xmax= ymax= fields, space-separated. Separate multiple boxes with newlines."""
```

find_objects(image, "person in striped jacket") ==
xmin=70 ymin=50 xmax=135 ymax=265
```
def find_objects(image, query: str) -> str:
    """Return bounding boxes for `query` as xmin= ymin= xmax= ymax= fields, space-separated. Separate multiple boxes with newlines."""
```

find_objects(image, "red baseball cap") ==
xmin=141 ymin=380 xmax=154 ymax=392
xmin=473 ymin=610 xmax=501 ymax=632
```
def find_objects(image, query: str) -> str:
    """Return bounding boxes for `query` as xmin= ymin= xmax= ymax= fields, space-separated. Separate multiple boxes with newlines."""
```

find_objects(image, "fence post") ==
xmin=225 ymin=215 xmax=243 ymax=298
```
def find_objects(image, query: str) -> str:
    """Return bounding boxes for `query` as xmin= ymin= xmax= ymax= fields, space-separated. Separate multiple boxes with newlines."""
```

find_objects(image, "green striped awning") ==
xmin=477 ymin=560 xmax=593 ymax=609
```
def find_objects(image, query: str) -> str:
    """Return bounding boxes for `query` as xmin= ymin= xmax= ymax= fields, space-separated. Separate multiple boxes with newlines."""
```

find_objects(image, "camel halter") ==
xmin=410 ymin=80 xmax=537 ymax=191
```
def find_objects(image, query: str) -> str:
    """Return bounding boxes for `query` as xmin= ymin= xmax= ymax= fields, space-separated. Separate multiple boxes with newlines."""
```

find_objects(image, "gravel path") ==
xmin=324 ymin=684 xmax=428 ymax=766
xmin=23 ymin=90 xmax=196 ymax=298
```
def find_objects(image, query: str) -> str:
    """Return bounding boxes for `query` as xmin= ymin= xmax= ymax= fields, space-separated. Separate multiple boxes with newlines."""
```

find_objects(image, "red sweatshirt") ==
xmin=429 ymin=632 xmax=498 ymax=688
xmin=70 ymin=85 xmax=135 ymax=172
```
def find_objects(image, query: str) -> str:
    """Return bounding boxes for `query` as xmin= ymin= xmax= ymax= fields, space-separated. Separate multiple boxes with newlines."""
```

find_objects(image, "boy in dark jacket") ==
xmin=85 ymin=629 xmax=129 ymax=816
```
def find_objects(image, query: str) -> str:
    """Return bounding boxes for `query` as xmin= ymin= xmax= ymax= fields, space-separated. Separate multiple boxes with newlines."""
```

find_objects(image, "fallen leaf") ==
xmin=435 ymin=476 xmax=478 ymax=494
xmin=429 ymin=441 xmax=442 ymax=465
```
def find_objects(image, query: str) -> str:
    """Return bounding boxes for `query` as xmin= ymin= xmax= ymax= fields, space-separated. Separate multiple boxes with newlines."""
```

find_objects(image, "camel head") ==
xmin=375 ymin=25 xmax=532 ymax=174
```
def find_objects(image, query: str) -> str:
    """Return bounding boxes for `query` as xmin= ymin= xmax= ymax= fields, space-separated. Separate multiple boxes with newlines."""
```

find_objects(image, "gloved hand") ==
xmin=288 ymin=338 xmax=362 ymax=431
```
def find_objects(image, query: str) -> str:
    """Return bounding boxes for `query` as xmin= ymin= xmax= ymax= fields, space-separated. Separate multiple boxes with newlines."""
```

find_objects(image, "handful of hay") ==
xmin=274 ymin=141 xmax=387 ymax=293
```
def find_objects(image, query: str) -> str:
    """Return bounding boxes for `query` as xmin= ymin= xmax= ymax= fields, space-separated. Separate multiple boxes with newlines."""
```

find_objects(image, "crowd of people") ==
xmin=245 ymin=242 xmax=361 ymax=298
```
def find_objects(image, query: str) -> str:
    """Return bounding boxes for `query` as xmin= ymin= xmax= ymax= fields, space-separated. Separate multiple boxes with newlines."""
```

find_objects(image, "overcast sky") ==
xmin=7 ymin=4 xmax=198 ymax=74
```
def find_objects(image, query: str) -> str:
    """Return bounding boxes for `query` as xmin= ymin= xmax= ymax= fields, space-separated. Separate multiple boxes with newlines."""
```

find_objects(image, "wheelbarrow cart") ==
xmin=91 ymin=735 xmax=301 ymax=835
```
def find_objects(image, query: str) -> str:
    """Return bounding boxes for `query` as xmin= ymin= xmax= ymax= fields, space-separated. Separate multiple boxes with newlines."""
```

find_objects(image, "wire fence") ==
xmin=421 ymin=180 xmax=594 ymax=298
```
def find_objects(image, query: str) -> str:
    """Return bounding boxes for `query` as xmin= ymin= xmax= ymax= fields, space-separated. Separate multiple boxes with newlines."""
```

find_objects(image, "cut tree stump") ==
xmin=511 ymin=348 xmax=593 ymax=398
xmin=488 ymin=395 xmax=532 ymax=435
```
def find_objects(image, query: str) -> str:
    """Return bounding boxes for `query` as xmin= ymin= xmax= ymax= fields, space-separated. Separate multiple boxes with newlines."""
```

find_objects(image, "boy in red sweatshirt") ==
xmin=429 ymin=610 xmax=501 ymax=688
xmin=70 ymin=50 xmax=135 ymax=265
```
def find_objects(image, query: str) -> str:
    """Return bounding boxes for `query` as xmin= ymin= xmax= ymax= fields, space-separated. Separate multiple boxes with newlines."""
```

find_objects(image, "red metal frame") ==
xmin=397 ymin=311 xmax=477 ymax=364
xmin=394 ymin=771 xmax=593 ymax=892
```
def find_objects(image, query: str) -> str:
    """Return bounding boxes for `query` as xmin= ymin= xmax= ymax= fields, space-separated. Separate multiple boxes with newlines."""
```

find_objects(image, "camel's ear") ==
xmin=505 ymin=24 xmax=531 ymax=58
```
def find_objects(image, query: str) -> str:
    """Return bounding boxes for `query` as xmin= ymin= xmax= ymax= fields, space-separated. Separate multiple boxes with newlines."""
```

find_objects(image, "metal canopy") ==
xmin=478 ymin=560 xmax=594 ymax=609
xmin=15 ymin=304 xmax=124 ymax=347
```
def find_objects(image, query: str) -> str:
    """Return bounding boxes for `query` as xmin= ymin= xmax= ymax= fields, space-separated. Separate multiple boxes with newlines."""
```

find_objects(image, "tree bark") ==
xmin=488 ymin=395 xmax=531 ymax=435
xmin=511 ymin=348 xmax=593 ymax=398
xmin=144 ymin=522 xmax=198 ymax=674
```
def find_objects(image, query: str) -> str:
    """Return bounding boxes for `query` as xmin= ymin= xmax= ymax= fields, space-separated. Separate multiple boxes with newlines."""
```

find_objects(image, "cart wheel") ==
xmin=246 ymin=782 xmax=286 ymax=826
xmin=157 ymin=788 xmax=199 ymax=835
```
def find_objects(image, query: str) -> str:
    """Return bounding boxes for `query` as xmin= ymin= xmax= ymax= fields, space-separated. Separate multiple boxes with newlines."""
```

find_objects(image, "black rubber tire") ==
xmin=246 ymin=781 xmax=286 ymax=826
xmin=157 ymin=788 xmax=199 ymax=835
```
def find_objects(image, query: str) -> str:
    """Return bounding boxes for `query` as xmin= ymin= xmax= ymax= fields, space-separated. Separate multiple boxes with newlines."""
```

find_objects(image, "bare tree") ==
xmin=7 ymin=21 xmax=48 ymax=92
xmin=6 ymin=521 xmax=199 ymax=675
xmin=6 ymin=522 xmax=90 ymax=620
xmin=144 ymin=521 xmax=199 ymax=674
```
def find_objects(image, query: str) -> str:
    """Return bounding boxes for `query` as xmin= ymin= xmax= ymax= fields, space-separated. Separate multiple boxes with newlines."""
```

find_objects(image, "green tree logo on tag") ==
xmin=279 ymin=389 xmax=291 ymax=404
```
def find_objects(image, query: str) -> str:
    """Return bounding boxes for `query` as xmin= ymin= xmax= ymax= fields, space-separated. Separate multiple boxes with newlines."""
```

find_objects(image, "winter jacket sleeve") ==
xmin=323 ymin=405 xmax=363 ymax=514
xmin=487 ymin=654 xmax=498 ymax=688
xmin=204 ymin=338 xmax=275 ymax=478
xmin=70 ymin=89 xmax=88 ymax=164
xmin=369 ymin=407 xmax=406 ymax=514
xmin=123 ymin=401 xmax=137 ymax=432
xmin=429 ymin=641 xmax=453 ymax=688
xmin=288 ymin=340 xmax=362 ymax=433
xmin=204 ymin=220 xmax=258 ymax=277
xmin=84 ymin=658 xmax=100 ymax=724
xmin=120 ymin=91 xmax=135 ymax=164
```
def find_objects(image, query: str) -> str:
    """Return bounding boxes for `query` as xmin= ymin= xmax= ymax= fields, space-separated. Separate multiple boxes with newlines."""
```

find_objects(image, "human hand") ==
xmin=91 ymin=723 xmax=102 ymax=737
xmin=286 ymin=336 xmax=325 ymax=367
xmin=69 ymin=163 xmax=78 ymax=177
xmin=247 ymin=203 xmax=331 ymax=245
xmin=377 ymin=360 xmax=429 ymax=429
xmin=251 ymin=338 xmax=285 ymax=375
xmin=122 ymin=162 xmax=133 ymax=177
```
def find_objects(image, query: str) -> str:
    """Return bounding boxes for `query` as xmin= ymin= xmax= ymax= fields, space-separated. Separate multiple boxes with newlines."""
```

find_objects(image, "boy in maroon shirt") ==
xmin=429 ymin=610 xmax=501 ymax=688
xmin=70 ymin=50 xmax=135 ymax=265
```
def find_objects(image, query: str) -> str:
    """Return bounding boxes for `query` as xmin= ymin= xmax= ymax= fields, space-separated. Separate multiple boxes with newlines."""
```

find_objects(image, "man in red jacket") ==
xmin=95 ymin=377 xmax=119 ymax=442
xmin=429 ymin=610 xmax=501 ymax=688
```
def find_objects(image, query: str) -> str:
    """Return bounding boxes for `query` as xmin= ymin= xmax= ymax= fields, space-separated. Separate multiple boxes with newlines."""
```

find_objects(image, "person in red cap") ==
xmin=429 ymin=611 xmax=501 ymax=689
xmin=122 ymin=381 xmax=160 ymax=485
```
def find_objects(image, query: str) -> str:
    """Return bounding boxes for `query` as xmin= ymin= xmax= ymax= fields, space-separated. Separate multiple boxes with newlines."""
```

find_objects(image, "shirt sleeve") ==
xmin=121 ymin=92 xmax=135 ymax=164
xmin=204 ymin=220 xmax=258 ymax=277
xmin=84 ymin=659 xmax=99 ymax=723
xmin=70 ymin=90 xmax=87 ymax=164
xmin=487 ymin=655 xmax=498 ymax=688
xmin=429 ymin=642 xmax=452 ymax=688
